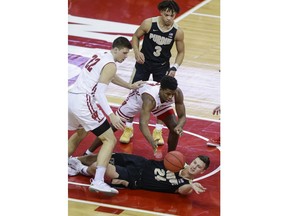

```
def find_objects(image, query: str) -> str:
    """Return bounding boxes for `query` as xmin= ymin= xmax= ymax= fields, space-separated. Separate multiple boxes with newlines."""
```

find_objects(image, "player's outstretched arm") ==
xmin=139 ymin=94 xmax=158 ymax=152
xmin=97 ymin=63 xmax=125 ymax=130
xmin=177 ymin=182 xmax=206 ymax=195
xmin=177 ymin=184 xmax=193 ymax=195
xmin=174 ymin=88 xmax=186 ymax=134
xmin=112 ymin=74 xmax=145 ymax=90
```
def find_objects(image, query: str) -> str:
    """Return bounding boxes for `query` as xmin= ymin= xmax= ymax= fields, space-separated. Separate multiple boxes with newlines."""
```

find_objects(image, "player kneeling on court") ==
xmin=68 ymin=152 xmax=210 ymax=195
xmin=84 ymin=76 xmax=186 ymax=158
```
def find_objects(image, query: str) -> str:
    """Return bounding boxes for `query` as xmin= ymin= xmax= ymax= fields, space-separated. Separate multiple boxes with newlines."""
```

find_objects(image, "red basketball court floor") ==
xmin=68 ymin=107 xmax=220 ymax=216
xmin=68 ymin=0 xmax=220 ymax=215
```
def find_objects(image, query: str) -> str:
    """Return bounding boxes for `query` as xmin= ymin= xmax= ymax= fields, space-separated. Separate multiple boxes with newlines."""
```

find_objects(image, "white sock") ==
xmin=94 ymin=166 xmax=106 ymax=182
xmin=85 ymin=149 xmax=93 ymax=155
xmin=79 ymin=166 xmax=91 ymax=176
xmin=155 ymin=123 xmax=163 ymax=130
xmin=126 ymin=122 xmax=133 ymax=128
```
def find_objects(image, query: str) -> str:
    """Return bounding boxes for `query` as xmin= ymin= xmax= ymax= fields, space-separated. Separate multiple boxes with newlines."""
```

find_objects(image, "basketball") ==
xmin=164 ymin=151 xmax=186 ymax=173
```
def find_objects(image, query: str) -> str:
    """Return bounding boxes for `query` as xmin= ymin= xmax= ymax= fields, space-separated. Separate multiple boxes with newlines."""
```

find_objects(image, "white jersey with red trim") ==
xmin=68 ymin=52 xmax=115 ymax=131
xmin=116 ymin=81 xmax=174 ymax=121
xmin=69 ymin=52 xmax=115 ymax=95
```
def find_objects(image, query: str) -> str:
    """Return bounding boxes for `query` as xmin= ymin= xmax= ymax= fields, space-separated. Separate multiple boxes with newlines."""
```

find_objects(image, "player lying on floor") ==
xmin=69 ymin=152 xmax=210 ymax=195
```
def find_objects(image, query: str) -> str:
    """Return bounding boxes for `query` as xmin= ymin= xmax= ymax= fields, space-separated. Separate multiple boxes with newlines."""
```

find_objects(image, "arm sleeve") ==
xmin=95 ymin=83 xmax=113 ymax=116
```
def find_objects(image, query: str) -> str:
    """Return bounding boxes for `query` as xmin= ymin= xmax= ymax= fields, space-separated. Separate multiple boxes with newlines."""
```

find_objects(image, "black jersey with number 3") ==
xmin=141 ymin=17 xmax=178 ymax=64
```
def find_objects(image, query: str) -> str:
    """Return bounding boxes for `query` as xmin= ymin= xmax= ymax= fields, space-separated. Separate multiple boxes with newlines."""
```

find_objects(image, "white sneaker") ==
xmin=68 ymin=157 xmax=82 ymax=172
xmin=68 ymin=166 xmax=79 ymax=176
xmin=89 ymin=179 xmax=119 ymax=196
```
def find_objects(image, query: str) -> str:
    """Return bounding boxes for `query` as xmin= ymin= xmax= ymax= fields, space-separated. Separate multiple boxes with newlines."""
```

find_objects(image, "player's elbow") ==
xmin=178 ymin=189 xmax=193 ymax=196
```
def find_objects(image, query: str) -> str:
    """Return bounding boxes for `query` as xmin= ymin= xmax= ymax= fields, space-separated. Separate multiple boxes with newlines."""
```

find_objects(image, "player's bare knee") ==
xmin=78 ymin=154 xmax=98 ymax=166
xmin=76 ymin=128 xmax=88 ymax=139
xmin=100 ymin=135 xmax=117 ymax=146
xmin=106 ymin=164 xmax=119 ymax=179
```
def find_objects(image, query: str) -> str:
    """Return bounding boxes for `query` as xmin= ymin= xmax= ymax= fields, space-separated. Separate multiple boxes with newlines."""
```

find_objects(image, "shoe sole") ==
xmin=89 ymin=187 xmax=119 ymax=196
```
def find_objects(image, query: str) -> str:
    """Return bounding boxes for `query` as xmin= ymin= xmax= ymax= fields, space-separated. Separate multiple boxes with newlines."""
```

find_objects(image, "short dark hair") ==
xmin=112 ymin=36 xmax=132 ymax=49
xmin=158 ymin=0 xmax=180 ymax=14
xmin=198 ymin=155 xmax=210 ymax=170
xmin=160 ymin=75 xmax=178 ymax=90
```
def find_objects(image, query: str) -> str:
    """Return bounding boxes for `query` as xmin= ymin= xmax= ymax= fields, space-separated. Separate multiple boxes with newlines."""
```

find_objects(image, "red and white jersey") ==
xmin=69 ymin=52 xmax=115 ymax=95
xmin=139 ymin=81 xmax=174 ymax=110
xmin=68 ymin=52 xmax=115 ymax=131
xmin=117 ymin=81 xmax=174 ymax=121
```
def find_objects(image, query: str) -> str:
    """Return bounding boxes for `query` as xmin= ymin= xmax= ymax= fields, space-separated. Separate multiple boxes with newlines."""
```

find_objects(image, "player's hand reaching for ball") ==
xmin=191 ymin=182 xmax=206 ymax=194
xmin=152 ymin=139 xmax=159 ymax=153
xmin=152 ymin=139 xmax=163 ymax=159
xmin=174 ymin=125 xmax=183 ymax=136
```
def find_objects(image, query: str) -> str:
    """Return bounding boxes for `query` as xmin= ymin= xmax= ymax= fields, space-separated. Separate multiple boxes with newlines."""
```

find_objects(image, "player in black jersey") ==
xmin=119 ymin=0 xmax=185 ymax=146
xmin=131 ymin=0 xmax=184 ymax=80
xmin=69 ymin=152 xmax=210 ymax=195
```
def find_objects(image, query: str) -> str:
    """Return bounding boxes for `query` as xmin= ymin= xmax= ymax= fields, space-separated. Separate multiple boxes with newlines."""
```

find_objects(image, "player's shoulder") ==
xmin=142 ymin=17 xmax=153 ymax=25
xmin=175 ymin=87 xmax=184 ymax=99
xmin=176 ymin=86 xmax=183 ymax=93
xmin=175 ymin=26 xmax=184 ymax=37
xmin=146 ymin=80 xmax=158 ymax=85
xmin=139 ymin=18 xmax=153 ymax=32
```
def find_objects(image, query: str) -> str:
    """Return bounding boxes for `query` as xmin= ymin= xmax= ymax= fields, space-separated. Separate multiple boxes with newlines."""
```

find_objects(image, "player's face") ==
xmin=159 ymin=88 xmax=176 ymax=103
xmin=160 ymin=9 xmax=176 ymax=26
xmin=187 ymin=158 xmax=206 ymax=175
xmin=115 ymin=47 xmax=130 ymax=63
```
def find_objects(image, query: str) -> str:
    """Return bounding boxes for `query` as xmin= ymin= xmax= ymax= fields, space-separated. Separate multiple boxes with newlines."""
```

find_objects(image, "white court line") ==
xmin=117 ymin=122 xmax=221 ymax=181
xmin=108 ymin=102 xmax=220 ymax=123
xmin=69 ymin=165 xmax=220 ymax=186
xmin=192 ymin=12 xmax=220 ymax=19
xmin=68 ymin=115 xmax=220 ymax=213
xmin=133 ymin=122 xmax=211 ymax=142
xmin=175 ymin=0 xmax=213 ymax=22
xmin=65 ymin=95 xmax=221 ymax=122
xmin=140 ymin=0 xmax=214 ymax=47
xmin=69 ymin=2 xmax=220 ymax=206
xmin=68 ymin=121 xmax=220 ymax=185
xmin=68 ymin=198 xmax=177 ymax=216
xmin=193 ymin=165 xmax=221 ymax=182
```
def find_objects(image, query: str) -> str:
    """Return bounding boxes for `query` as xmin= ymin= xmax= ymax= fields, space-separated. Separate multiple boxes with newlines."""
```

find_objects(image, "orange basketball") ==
xmin=164 ymin=151 xmax=186 ymax=173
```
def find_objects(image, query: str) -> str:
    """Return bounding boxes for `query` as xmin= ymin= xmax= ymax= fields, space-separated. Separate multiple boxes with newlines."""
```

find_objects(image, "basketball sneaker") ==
xmin=68 ymin=166 xmax=79 ymax=176
xmin=119 ymin=127 xmax=133 ymax=143
xmin=153 ymin=128 xmax=164 ymax=145
xmin=68 ymin=157 xmax=82 ymax=172
xmin=207 ymin=137 xmax=220 ymax=147
xmin=89 ymin=179 xmax=119 ymax=195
